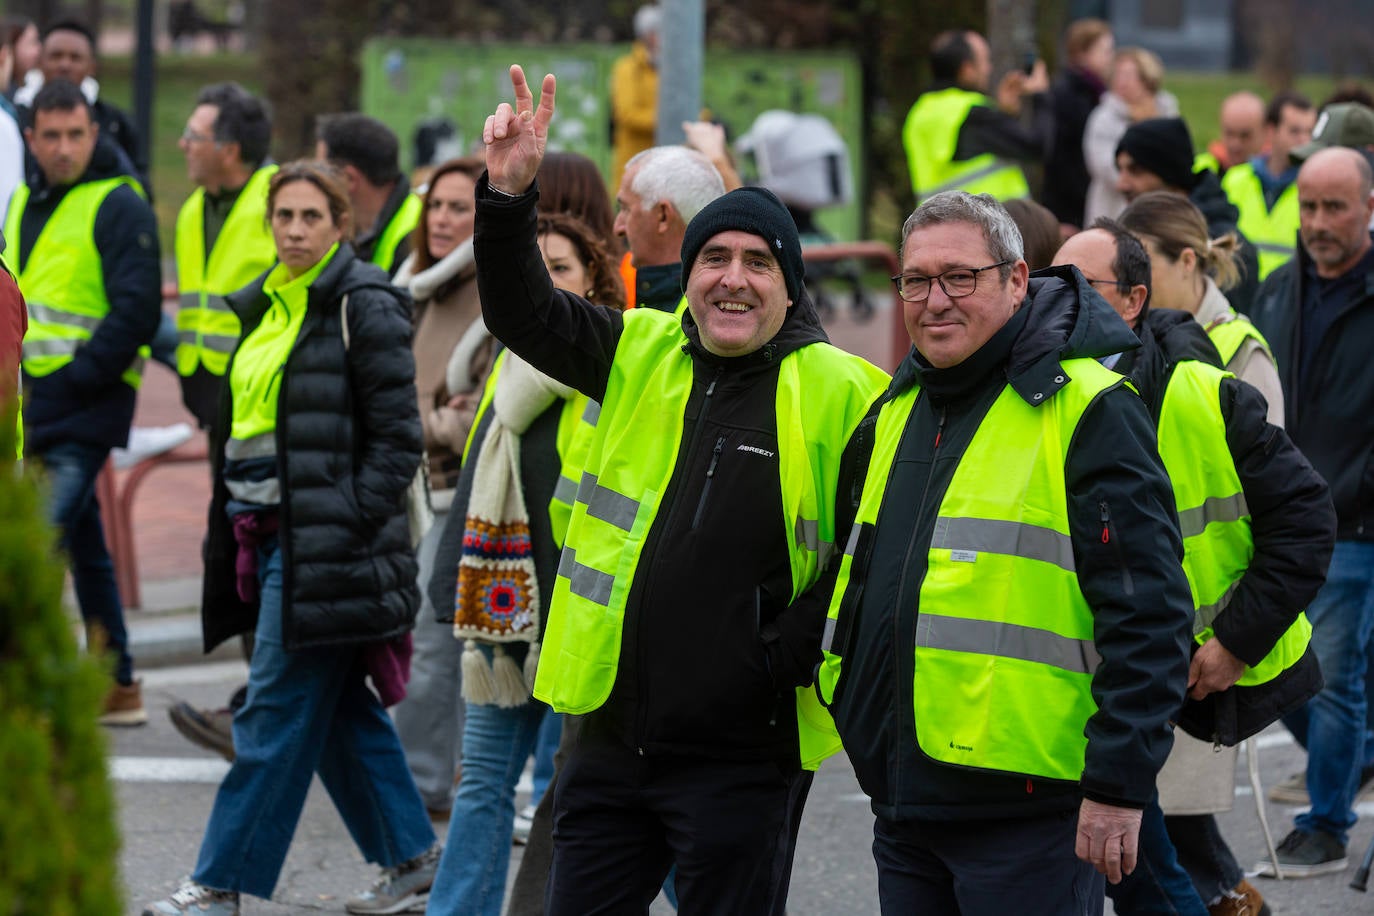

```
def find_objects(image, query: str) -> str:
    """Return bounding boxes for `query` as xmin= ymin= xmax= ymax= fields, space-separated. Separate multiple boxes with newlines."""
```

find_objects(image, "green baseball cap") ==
xmin=1291 ymin=102 xmax=1374 ymax=162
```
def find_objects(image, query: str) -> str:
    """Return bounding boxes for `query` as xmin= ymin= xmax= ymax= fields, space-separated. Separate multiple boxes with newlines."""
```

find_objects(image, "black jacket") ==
xmin=355 ymin=176 xmax=415 ymax=277
xmin=1250 ymin=233 xmax=1374 ymax=539
xmin=474 ymin=176 xmax=869 ymax=762
xmin=1042 ymin=66 xmax=1104 ymax=227
xmin=1121 ymin=309 xmax=1332 ymax=745
xmin=945 ymin=81 xmax=1053 ymax=168
xmin=17 ymin=134 xmax=160 ymax=454
xmin=201 ymin=245 xmax=422 ymax=652
xmin=829 ymin=266 xmax=1194 ymax=821
xmin=1190 ymin=170 xmax=1260 ymax=313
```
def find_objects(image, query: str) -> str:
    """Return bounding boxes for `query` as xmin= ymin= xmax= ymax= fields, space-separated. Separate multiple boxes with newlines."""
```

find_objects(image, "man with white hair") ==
xmin=610 ymin=4 xmax=662 ymax=191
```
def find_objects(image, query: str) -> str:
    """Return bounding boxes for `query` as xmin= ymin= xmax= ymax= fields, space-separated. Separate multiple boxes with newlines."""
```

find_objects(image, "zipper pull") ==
xmin=1026 ymin=777 xmax=1034 ymax=794
xmin=705 ymin=366 xmax=722 ymax=397
xmin=706 ymin=436 xmax=724 ymax=478
xmin=1099 ymin=500 xmax=1110 ymax=544
xmin=934 ymin=406 xmax=947 ymax=449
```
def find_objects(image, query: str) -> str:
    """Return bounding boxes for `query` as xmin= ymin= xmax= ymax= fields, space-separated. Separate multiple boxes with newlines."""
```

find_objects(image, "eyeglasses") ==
xmin=180 ymin=128 xmax=214 ymax=144
xmin=890 ymin=261 xmax=1011 ymax=302
xmin=1082 ymin=276 xmax=1131 ymax=295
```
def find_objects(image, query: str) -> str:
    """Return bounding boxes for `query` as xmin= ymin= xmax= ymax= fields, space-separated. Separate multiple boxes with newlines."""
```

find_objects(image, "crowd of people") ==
xmin=2 ymin=8 xmax=1374 ymax=916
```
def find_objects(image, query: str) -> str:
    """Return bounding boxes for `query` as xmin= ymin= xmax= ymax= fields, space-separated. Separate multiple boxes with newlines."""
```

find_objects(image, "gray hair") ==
xmin=900 ymin=191 xmax=1025 ymax=282
xmin=634 ymin=5 xmax=662 ymax=39
xmin=626 ymin=146 xmax=725 ymax=223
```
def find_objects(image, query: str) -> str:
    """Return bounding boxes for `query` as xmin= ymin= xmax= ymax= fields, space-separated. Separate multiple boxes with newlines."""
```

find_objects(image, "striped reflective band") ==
xmin=23 ymin=337 xmax=81 ymax=357
xmin=821 ymin=615 xmax=838 ymax=654
xmin=844 ymin=522 xmax=862 ymax=558
xmin=581 ymin=400 xmax=600 ymax=425
xmin=179 ymin=292 xmax=235 ymax=313
xmin=925 ymin=159 xmax=1018 ymax=196
xmin=1177 ymin=492 xmax=1249 ymax=540
xmin=1254 ymin=241 xmax=1295 ymax=256
xmin=931 ymin=516 xmax=1076 ymax=572
xmin=1195 ymin=580 xmax=1240 ymax=635
xmin=557 ymin=547 xmax=614 ymax=606
xmin=917 ymin=613 xmax=1101 ymax=674
xmin=794 ymin=516 xmax=834 ymax=566
xmin=29 ymin=302 xmax=102 ymax=330
xmin=553 ymin=473 xmax=578 ymax=506
xmin=577 ymin=472 xmax=638 ymax=531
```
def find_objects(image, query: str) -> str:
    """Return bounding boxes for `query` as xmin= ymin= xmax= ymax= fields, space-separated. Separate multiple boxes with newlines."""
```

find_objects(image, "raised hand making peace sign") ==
xmin=482 ymin=64 xmax=557 ymax=197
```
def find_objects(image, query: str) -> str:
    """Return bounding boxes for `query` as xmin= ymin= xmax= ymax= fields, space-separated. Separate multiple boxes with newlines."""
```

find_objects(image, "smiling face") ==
xmin=271 ymin=179 xmax=342 ymax=277
xmin=685 ymin=229 xmax=793 ymax=358
xmin=901 ymin=220 xmax=1026 ymax=368
xmin=424 ymin=170 xmax=476 ymax=262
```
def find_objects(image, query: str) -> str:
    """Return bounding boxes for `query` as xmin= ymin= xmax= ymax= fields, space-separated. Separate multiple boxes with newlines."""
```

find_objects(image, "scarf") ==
xmin=454 ymin=354 xmax=573 ymax=706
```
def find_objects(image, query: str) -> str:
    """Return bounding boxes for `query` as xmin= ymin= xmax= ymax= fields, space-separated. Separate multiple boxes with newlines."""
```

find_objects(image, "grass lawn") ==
xmin=1169 ymin=71 xmax=1344 ymax=152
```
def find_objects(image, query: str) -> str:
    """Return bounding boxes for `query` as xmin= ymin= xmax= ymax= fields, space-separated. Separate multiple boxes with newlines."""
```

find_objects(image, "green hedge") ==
xmin=0 ymin=410 xmax=122 ymax=915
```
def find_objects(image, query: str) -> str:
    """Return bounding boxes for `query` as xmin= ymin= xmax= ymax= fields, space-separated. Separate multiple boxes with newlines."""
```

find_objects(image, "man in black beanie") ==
xmin=469 ymin=65 xmax=890 ymax=913
xmin=1116 ymin=117 xmax=1262 ymax=310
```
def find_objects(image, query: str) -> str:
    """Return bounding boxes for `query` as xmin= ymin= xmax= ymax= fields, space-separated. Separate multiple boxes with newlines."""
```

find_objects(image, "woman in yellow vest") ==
xmin=1121 ymin=192 xmax=1283 ymax=426
xmin=424 ymin=211 xmax=625 ymax=916
xmin=144 ymin=161 xmax=441 ymax=916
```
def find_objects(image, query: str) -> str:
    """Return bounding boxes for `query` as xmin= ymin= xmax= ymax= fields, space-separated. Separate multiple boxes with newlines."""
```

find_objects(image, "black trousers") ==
xmin=872 ymin=809 xmax=1105 ymax=916
xmin=546 ymin=733 xmax=801 ymax=916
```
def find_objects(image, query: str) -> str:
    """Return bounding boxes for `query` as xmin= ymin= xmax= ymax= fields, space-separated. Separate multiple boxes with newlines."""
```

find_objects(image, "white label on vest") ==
xmin=951 ymin=549 xmax=978 ymax=563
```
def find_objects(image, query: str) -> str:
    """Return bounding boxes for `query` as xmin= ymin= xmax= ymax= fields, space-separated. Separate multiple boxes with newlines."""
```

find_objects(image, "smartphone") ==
xmin=1022 ymin=50 xmax=1038 ymax=75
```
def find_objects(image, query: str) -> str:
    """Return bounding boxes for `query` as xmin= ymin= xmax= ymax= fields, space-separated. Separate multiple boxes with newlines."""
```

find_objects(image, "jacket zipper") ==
xmin=691 ymin=435 xmax=726 ymax=529
xmin=891 ymin=402 xmax=945 ymax=801
xmin=635 ymin=365 xmax=722 ymax=753
xmin=1099 ymin=499 xmax=1134 ymax=596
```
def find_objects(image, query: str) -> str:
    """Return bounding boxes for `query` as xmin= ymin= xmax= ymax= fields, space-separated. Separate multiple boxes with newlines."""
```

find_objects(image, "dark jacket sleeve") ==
xmin=1211 ymin=377 xmax=1336 ymax=664
xmin=1066 ymin=385 xmax=1194 ymax=808
xmin=474 ymin=176 xmax=625 ymax=403
xmin=62 ymin=185 xmax=161 ymax=396
xmin=345 ymin=284 xmax=423 ymax=521
xmin=955 ymin=94 xmax=1052 ymax=163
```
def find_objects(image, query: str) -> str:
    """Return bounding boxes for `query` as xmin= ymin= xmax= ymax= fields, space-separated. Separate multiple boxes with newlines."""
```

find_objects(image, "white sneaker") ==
xmin=112 ymin=423 xmax=194 ymax=469
xmin=512 ymin=804 xmax=536 ymax=845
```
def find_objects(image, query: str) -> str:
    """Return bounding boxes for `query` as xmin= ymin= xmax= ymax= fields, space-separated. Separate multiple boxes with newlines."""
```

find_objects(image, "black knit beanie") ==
xmin=1116 ymin=117 xmax=1197 ymax=192
xmin=680 ymin=187 xmax=806 ymax=302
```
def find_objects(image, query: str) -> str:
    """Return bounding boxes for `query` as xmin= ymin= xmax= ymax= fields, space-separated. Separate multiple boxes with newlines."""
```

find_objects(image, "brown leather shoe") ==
xmin=1208 ymin=879 xmax=1267 ymax=916
xmin=100 ymin=680 xmax=148 ymax=726
xmin=168 ymin=701 xmax=235 ymax=761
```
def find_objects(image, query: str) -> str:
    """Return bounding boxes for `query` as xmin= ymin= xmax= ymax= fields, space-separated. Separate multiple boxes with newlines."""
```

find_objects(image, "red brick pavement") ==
xmin=115 ymin=293 xmax=899 ymax=605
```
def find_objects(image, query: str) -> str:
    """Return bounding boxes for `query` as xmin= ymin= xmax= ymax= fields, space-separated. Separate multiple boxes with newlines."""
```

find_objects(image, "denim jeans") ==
xmin=37 ymin=441 xmax=131 ymax=684
xmin=1105 ymin=799 xmax=1208 ymax=915
xmin=192 ymin=539 xmax=436 ymax=898
xmin=1281 ymin=540 xmax=1374 ymax=844
xmin=428 ymin=683 xmax=547 ymax=916
xmin=391 ymin=508 xmax=466 ymax=811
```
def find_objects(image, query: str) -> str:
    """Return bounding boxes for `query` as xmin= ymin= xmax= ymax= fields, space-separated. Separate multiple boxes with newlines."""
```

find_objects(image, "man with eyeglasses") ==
xmin=164 ymin=83 xmax=277 ymax=764
xmin=815 ymin=190 xmax=1196 ymax=915
xmin=1053 ymin=221 xmax=1331 ymax=915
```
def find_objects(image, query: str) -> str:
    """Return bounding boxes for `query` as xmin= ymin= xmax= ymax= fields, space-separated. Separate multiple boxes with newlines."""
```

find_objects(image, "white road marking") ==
xmin=139 ymin=660 xmax=249 ymax=689
xmin=109 ymin=756 xmax=230 ymax=783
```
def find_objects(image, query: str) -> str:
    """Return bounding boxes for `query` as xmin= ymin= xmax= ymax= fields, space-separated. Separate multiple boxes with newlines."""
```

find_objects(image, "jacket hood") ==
xmin=1189 ymin=170 xmax=1240 ymax=230
xmin=890 ymin=265 xmax=1139 ymax=402
xmin=679 ymin=282 xmax=829 ymax=366
xmin=1119 ymin=308 xmax=1224 ymax=417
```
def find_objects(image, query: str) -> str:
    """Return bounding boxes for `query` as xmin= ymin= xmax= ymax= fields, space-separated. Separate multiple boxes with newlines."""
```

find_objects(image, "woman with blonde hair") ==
xmin=1083 ymin=47 xmax=1178 ymax=223
xmin=1120 ymin=190 xmax=1282 ymax=425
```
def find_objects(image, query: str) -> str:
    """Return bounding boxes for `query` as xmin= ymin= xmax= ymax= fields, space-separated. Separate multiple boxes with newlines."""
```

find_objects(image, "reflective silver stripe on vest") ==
xmin=917 ymin=613 xmax=1101 ymax=674
xmin=179 ymin=291 xmax=199 ymax=311
xmin=199 ymin=333 xmax=240 ymax=354
xmin=1177 ymin=492 xmax=1249 ymax=540
xmin=844 ymin=522 xmax=862 ymax=558
xmin=793 ymin=516 xmax=834 ymax=568
xmin=577 ymin=471 xmax=639 ymax=532
xmin=557 ymin=547 xmax=614 ymax=606
xmin=225 ymin=476 xmax=281 ymax=505
xmin=581 ymin=400 xmax=600 ymax=425
xmin=821 ymin=615 xmax=838 ymax=654
xmin=22 ymin=337 xmax=81 ymax=358
xmin=28 ymin=302 xmax=102 ymax=330
xmin=553 ymin=473 xmax=578 ymax=506
xmin=931 ymin=516 xmax=1076 ymax=572
xmin=923 ymin=159 xmax=1020 ymax=197
xmin=224 ymin=433 xmax=277 ymax=461
xmin=1195 ymin=580 xmax=1241 ymax=635
xmin=1254 ymin=241 xmax=1295 ymax=256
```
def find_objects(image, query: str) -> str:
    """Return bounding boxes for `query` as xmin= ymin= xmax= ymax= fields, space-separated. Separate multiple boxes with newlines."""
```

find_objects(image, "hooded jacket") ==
xmin=201 ymin=244 xmax=422 ymax=652
xmin=15 ymin=133 xmax=160 ymax=454
xmin=1250 ymin=234 xmax=1374 ymax=539
xmin=1120 ymin=309 xmax=1332 ymax=745
xmin=829 ymin=266 xmax=1194 ymax=820
xmin=473 ymin=176 xmax=882 ymax=761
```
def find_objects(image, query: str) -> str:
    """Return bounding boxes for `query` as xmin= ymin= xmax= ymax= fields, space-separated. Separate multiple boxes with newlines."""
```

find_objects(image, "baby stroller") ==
xmin=736 ymin=111 xmax=871 ymax=321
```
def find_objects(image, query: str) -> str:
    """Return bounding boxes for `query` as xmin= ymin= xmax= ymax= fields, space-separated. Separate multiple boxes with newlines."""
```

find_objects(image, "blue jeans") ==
xmin=192 ymin=539 xmax=435 ymax=898
xmin=1105 ymin=799 xmax=1208 ymax=915
xmin=428 ymin=683 xmax=547 ymax=916
xmin=37 ymin=441 xmax=131 ymax=684
xmin=531 ymin=708 xmax=562 ymax=804
xmin=1281 ymin=540 xmax=1374 ymax=844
